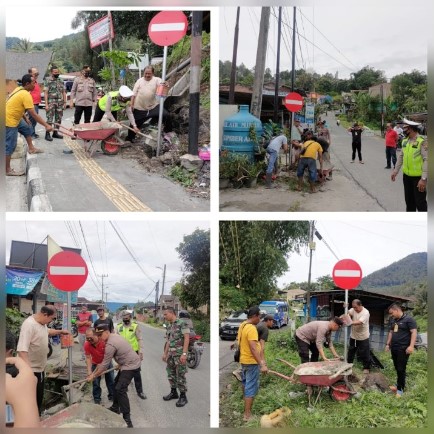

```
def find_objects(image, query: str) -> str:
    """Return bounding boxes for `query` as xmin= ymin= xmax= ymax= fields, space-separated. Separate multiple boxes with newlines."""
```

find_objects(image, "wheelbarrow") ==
xmin=56 ymin=121 xmax=126 ymax=156
xmin=269 ymin=359 xmax=356 ymax=407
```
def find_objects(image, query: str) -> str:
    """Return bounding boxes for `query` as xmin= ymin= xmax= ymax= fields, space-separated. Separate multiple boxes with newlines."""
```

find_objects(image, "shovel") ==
xmin=113 ymin=120 xmax=151 ymax=139
xmin=62 ymin=367 xmax=116 ymax=403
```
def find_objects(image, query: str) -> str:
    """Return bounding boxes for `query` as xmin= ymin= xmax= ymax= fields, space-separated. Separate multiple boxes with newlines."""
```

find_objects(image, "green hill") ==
xmin=361 ymin=252 xmax=427 ymax=296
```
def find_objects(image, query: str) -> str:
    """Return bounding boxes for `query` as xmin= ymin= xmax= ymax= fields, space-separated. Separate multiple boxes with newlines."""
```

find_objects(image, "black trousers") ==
xmin=92 ymin=105 xmax=118 ymax=123
xmin=112 ymin=369 xmax=138 ymax=416
xmin=74 ymin=106 xmax=93 ymax=124
xmin=34 ymin=371 xmax=45 ymax=416
xmin=352 ymin=141 xmax=362 ymax=161
xmin=391 ymin=347 xmax=410 ymax=392
xmin=385 ymin=147 xmax=397 ymax=168
xmin=296 ymin=335 xmax=319 ymax=363
xmin=126 ymin=106 xmax=172 ymax=140
xmin=133 ymin=351 xmax=144 ymax=394
xmin=403 ymin=174 xmax=427 ymax=212
xmin=347 ymin=338 xmax=371 ymax=369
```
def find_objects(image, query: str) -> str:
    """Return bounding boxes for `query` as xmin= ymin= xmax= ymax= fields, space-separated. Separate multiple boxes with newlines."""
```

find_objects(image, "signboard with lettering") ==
xmin=5 ymin=268 xmax=44 ymax=295
xmin=88 ymin=14 xmax=115 ymax=49
xmin=304 ymin=102 xmax=315 ymax=129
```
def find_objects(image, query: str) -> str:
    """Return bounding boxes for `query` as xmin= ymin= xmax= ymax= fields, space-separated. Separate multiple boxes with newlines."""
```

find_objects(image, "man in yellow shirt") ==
xmin=236 ymin=306 xmax=268 ymax=422
xmin=296 ymin=130 xmax=323 ymax=193
xmin=6 ymin=74 xmax=52 ymax=175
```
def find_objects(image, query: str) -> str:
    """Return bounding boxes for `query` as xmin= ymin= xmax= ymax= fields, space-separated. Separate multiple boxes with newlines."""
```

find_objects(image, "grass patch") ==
xmin=220 ymin=333 xmax=427 ymax=428
xmin=167 ymin=166 xmax=195 ymax=187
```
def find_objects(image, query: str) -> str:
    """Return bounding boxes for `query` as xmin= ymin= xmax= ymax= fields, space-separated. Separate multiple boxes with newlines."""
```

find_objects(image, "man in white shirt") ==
xmin=126 ymin=66 xmax=172 ymax=142
xmin=347 ymin=299 xmax=371 ymax=373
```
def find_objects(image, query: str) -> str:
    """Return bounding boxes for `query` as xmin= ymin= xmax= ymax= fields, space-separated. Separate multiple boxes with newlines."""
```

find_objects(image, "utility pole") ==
xmin=273 ymin=7 xmax=282 ymax=123
xmin=229 ymin=7 xmax=241 ymax=105
xmin=108 ymin=11 xmax=116 ymax=89
xmin=97 ymin=274 xmax=108 ymax=305
xmin=161 ymin=264 xmax=166 ymax=297
xmin=188 ymin=11 xmax=203 ymax=156
xmin=289 ymin=7 xmax=297 ymax=151
xmin=306 ymin=221 xmax=315 ymax=322
xmin=380 ymin=84 xmax=384 ymax=137
xmin=154 ymin=280 xmax=160 ymax=320
xmin=251 ymin=7 xmax=270 ymax=119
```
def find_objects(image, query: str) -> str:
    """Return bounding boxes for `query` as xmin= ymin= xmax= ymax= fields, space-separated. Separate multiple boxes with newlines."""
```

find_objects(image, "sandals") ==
xmin=6 ymin=169 xmax=25 ymax=176
xmin=28 ymin=148 xmax=44 ymax=154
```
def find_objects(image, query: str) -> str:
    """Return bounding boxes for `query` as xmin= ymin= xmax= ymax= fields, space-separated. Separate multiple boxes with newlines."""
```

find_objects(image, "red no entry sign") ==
xmin=332 ymin=259 xmax=362 ymax=290
xmin=148 ymin=11 xmax=188 ymax=47
xmin=47 ymin=251 xmax=88 ymax=292
xmin=284 ymin=92 xmax=304 ymax=112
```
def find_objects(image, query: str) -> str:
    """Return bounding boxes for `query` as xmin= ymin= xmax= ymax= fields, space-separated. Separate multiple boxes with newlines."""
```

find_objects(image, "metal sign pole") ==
xmin=67 ymin=291 xmax=73 ymax=403
xmin=156 ymin=45 xmax=168 ymax=157
xmin=344 ymin=290 xmax=348 ymax=362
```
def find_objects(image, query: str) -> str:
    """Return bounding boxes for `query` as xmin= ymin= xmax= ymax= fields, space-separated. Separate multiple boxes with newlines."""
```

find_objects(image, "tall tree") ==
xmin=219 ymin=221 xmax=309 ymax=310
xmin=175 ymin=229 xmax=210 ymax=310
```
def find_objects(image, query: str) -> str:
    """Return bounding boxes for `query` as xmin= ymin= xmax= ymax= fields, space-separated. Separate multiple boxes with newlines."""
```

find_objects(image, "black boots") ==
xmin=45 ymin=131 xmax=53 ymax=142
xmin=108 ymin=406 xmax=120 ymax=414
xmin=176 ymin=392 xmax=188 ymax=407
xmin=163 ymin=388 xmax=179 ymax=401
xmin=137 ymin=392 xmax=147 ymax=399
xmin=52 ymin=131 xmax=63 ymax=139
xmin=123 ymin=414 xmax=133 ymax=428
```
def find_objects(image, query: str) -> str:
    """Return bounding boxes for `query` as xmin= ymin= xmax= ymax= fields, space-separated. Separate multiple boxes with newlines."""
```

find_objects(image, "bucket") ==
xmin=61 ymin=334 xmax=74 ymax=348
xmin=156 ymin=84 xmax=168 ymax=98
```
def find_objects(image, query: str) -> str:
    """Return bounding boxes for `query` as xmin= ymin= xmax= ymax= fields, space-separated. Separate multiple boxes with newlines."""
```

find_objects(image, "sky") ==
xmin=277 ymin=219 xmax=427 ymax=287
xmin=5 ymin=220 xmax=209 ymax=303
xmin=220 ymin=1 xmax=428 ymax=80
xmin=6 ymin=7 xmax=84 ymax=42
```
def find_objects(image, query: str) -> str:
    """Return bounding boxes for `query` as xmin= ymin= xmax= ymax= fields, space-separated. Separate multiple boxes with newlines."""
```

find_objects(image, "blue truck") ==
xmin=259 ymin=300 xmax=289 ymax=329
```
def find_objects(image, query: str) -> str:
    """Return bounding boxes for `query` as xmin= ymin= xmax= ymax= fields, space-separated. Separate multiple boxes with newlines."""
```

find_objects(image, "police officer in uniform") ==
xmin=44 ymin=65 xmax=66 ymax=141
xmin=87 ymin=323 xmax=141 ymax=428
xmin=116 ymin=311 xmax=146 ymax=399
xmin=70 ymin=65 xmax=97 ymax=124
xmin=162 ymin=307 xmax=190 ymax=407
xmin=391 ymin=118 xmax=427 ymax=211
xmin=92 ymin=85 xmax=139 ymax=135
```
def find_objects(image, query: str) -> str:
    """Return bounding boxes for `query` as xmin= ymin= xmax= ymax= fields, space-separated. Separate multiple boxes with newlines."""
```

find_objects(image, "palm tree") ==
xmin=11 ymin=38 xmax=34 ymax=53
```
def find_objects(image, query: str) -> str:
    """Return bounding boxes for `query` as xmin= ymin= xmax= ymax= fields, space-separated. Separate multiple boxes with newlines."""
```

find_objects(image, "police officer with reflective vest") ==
xmin=92 ymin=86 xmax=139 ymax=135
xmin=116 ymin=311 xmax=146 ymax=400
xmin=391 ymin=118 xmax=427 ymax=211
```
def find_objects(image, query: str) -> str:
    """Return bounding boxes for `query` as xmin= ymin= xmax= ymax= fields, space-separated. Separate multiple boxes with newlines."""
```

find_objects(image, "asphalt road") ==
xmin=14 ymin=108 xmax=209 ymax=212
xmin=326 ymin=114 xmax=406 ymax=211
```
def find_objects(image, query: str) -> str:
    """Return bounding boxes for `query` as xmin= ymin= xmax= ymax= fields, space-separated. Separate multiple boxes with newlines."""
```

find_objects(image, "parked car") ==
xmin=219 ymin=311 xmax=247 ymax=340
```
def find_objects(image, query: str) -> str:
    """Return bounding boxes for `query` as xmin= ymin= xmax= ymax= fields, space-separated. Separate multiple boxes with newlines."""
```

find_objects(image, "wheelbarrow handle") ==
xmin=268 ymin=369 xmax=296 ymax=383
xmin=53 ymin=123 xmax=76 ymax=138
xmin=276 ymin=358 xmax=297 ymax=370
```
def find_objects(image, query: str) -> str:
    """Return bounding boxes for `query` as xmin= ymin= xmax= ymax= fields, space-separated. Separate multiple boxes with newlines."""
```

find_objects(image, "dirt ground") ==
xmin=219 ymin=168 xmax=383 ymax=212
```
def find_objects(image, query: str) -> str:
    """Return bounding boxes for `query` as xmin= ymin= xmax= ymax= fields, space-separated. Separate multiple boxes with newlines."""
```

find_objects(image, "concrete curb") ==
xmin=26 ymin=153 xmax=53 ymax=212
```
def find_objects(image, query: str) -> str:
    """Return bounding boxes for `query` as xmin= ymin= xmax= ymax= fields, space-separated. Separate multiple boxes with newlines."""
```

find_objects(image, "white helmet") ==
xmin=402 ymin=117 xmax=421 ymax=126
xmin=119 ymin=85 xmax=133 ymax=98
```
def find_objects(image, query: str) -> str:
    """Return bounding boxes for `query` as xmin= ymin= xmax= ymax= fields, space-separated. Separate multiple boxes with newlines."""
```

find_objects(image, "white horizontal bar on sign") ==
xmin=334 ymin=270 xmax=361 ymax=277
xmin=50 ymin=266 xmax=86 ymax=275
xmin=285 ymin=99 xmax=303 ymax=105
xmin=150 ymin=23 xmax=186 ymax=32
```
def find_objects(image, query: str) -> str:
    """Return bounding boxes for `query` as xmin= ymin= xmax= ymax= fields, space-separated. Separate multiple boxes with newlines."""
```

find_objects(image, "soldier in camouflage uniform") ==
xmin=162 ymin=307 xmax=190 ymax=407
xmin=44 ymin=65 xmax=66 ymax=141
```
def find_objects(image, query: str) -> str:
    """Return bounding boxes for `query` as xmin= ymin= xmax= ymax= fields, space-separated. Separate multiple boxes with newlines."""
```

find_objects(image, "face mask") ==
xmin=84 ymin=72 xmax=90 ymax=77
xmin=123 ymin=319 xmax=131 ymax=325
xmin=403 ymin=129 xmax=410 ymax=137
xmin=53 ymin=74 xmax=60 ymax=79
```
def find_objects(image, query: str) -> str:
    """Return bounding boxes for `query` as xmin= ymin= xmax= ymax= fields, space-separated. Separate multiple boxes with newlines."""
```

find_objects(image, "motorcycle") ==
xmin=187 ymin=332 xmax=205 ymax=369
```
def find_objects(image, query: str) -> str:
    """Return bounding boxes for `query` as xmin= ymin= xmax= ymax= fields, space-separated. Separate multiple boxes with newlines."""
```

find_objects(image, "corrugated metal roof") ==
xmin=6 ymin=51 xmax=53 ymax=81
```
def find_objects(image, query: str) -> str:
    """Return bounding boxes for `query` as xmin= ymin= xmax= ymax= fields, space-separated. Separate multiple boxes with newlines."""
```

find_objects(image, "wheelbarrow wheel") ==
xmin=329 ymin=380 xmax=353 ymax=401
xmin=101 ymin=137 xmax=120 ymax=155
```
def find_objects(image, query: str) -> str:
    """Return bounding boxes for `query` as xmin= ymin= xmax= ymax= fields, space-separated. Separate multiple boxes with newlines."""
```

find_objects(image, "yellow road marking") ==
xmin=64 ymin=136 xmax=152 ymax=212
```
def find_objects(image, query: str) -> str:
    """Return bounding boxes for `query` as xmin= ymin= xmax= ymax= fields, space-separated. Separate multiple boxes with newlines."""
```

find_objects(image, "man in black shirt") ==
xmin=385 ymin=303 xmax=417 ymax=397
xmin=348 ymin=122 xmax=364 ymax=164
xmin=93 ymin=306 xmax=114 ymax=333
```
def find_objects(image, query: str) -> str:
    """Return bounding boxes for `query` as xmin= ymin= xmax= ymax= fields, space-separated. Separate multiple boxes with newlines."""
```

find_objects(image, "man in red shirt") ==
xmin=28 ymin=67 xmax=42 ymax=138
xmin=76 ymin=305 xmax=93 ymax=361
xmin=385 ymin=122 xmax=398 ymax=169
xmin=84 ymin=327 xmax=114 ymax=404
